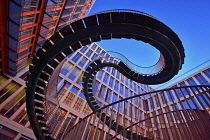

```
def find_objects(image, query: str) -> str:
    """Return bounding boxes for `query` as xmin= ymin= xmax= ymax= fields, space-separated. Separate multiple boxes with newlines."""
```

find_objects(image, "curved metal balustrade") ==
xmin=90 ymin=9 xmax=160 ymax=21
xmin=96 ymin=51 xmax=164 ymax=75
xmin=63 ymin=85 xmax=210 ymax=140
xmin=25 ymin=9 xmax=186 ymax=139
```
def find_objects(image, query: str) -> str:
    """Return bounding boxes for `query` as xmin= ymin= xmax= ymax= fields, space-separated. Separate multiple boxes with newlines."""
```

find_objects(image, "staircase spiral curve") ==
xmin=25 ymin=9 xmax=189 ymax=140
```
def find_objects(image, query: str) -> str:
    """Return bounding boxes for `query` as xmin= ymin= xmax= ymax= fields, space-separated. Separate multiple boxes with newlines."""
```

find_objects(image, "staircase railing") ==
xmin=63 ymin=85 xmax=210 ymax=140
xmin=92 ymin=51 xmax=165 ymax=76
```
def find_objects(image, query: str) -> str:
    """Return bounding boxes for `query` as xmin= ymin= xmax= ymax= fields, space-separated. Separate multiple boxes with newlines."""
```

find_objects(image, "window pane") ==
xmin=0 ymin=90 xmax=26 ymax=117
xmin=71 ymin=53 xmax=81 ymax=63
xmin=0 ymin=81 xmax=21 ymax=104
xmin=102 ymin=73 xmax=109 ymax=84
xmin=78 ymin=57 xmax=87 ymax=67
xmin=203 ymin=69 xmax=210 ymax=79
xmin=195 ymin=74 xmax=209 ymax=85
xmin=108 ymin=77 xmax=114 ymax=88
xmin=60 ymin=62 xmax=74 ymax=76
xmin=68 ymin=67 xmax=81 ymax=81
xmin=114 ymin=81 xmax=119 ymax=91
xmin=105 ymin=90 xmax=112 ymax=103
xmin=98 ymin=85 xmax=106 ymax=99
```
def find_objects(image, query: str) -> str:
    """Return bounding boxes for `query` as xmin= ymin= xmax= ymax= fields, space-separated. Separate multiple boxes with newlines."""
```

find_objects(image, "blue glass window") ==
xmin=57 ymin=82 xmax=64 ymax=93
xmin=99 ymin=85 xmax=106 ymax=99
xmin=121 ymin=75 xmax=124 ymax=83
xmin=97 ymin=71 xmax=103 ymax=80
xmin=91 ymin=54 xmax=97 ymax=60
xmin=71 ymin=53 xmax=81 ymax=63
xmin=78 ymin=57 xmax=87 ymax=67
xmin=179 ymin=82 xmax=191 ymax=95
xmin=154 ymin=96 xmax=159 ymax=107
xmin=85 ymin=50 xmax=93 ymax=57
xmin=68 ymin=67 xmax=80 ymax=81
xmin=114 ymin=81 xmax=119 ymax=91
xmin=72 ymin=13 xmax=79 ymax=19
xmin=125 ymin=88 xmax=128 ymax=98
xmin=119 ymin=97 xmax=123 ymax=111
xmin=100 ymin=51 xmax=105 ymax=57
xmin=106 ymin=67 xmax=111 ymax=72
xmin=134 ymin=84 xmax=137 ymax=92
xmin=129 ymin=90 xmax=132 ymax=97
xmin=133 ymin=94 xmax=138 ymax=104
xmin=187 ymin=78 xmax=200 ymax=91
xmin=191 ymin=97 xmax=201 ymax=109
xmin=203 ymin=69 xmax=210 ymax=79
xmin=103 ymin=73 xmax=109 ymax=84
xmin=66 ymin=0 xmax=76 ymax=6
xmin=60 ymin=62 xmax=74 ymax=76
xmin=174 ymin=88 xmax=183 ymax=98
xmin=70 ymin=86 xmax=79 ymax=94
xmin=79 ymin=0 xmax=85 ymax=4
xmin=75 ymin=6 xmax=82 ymax=12
xmin=108 ymin=77 xmax=114 ymax=88
xmin=167 ymin=90 xmax=175 ymax=102
xmin=116 ymin=71 xmax=120 ymax=79
xmin=138 ymin=87 xmax=142 ymax=94
xmin=91 ymin=44 xmax=97 ymax=50
xmin=195 ymin=74 xmax=209 ymax=85
xmin=112 ymin=93 xmax=117 ymax=108
xmin=84 ymin=61 xmax=91 ymax=70
xmin=96 ymin=48 xmax=101 ymax=53
xmin=149 ymin=98 xmax=154 ymax=109
xmin=198 ymin=95 xmax=208 ymax=108
xmin=160 ymin=93 xmax=165 ymax=104
xmin=57 ymin=77 xmax=62 ymax=83
xmin=93 ymin=81 xmax=100 ymax=95
xmin=129 ymin=80 xmax=132 ymax=89
xmin=182 ymin=101 xmax=189 ymax=109
xmin=125 ymin=78 xmax=128 ymax=86
xmin=119 ymin=84 xmax=123 ymax=95
xmin=79 ymin=92 xmax=85 ymax=99
xmin=80 ymin=46 xmax=87 ymax=53
xmin=105 ymin=90 xmax=112 ymax=103
xmin=111 ymin=68 xmax=116 ymax=76
xmin=66 ymin=8 xmax=73 ymax=13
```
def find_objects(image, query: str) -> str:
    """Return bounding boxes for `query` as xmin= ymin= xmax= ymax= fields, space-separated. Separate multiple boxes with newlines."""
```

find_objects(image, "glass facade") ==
xmin=0 ymin=1 xmax=209 ymax=137
xmin=0 ymin=0 xmax=95 ymax=76
xmin=0 ymin=0 xmax=95 ymax=139
xmin=0 ymin=41 xmax=209 ymax=139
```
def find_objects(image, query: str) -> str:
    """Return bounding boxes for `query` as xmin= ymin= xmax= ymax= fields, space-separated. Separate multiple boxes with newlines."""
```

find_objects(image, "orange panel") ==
xmin=64 ymin=5 xmax=75 ymax=9
xmin=22 ymin=10 xmax=40 ymax=16
xmin=18 ymin=33 xmax=33 ymax=41
xmin=40 ymin=28 xmax=49 ymax=33
xmin=45 ymin=34 xmax=52 ymax=39
xmin=16 ymin=52 xmax=31 ymax=61
xmin=48 ymin=25 xmax=56 ymax=30
xmin=20 ymin=23 xmax=37 ymax=31
xmin=30 ymin=0 xmax=48 ymax=57
xmin=58 ymin=22 xmax=66 ymax=27
xmin=17 ymin=43 xmax=33 ymax=53
xmin=42 ymin=16 xmax=59 ymax=23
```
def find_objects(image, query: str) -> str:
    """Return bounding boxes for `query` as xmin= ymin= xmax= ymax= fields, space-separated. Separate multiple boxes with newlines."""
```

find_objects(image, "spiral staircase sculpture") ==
xmin=23 ymin=9 xmax=198 ymax=140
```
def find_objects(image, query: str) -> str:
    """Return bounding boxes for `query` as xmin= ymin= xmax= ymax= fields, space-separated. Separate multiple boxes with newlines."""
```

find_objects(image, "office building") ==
xmin=0 ymin=42 xmax=153 ymax=139
xmin=0 ymin=0 xmax=95 ymax=76
xmin=0 ymin=1 xmax=209 ymax=139
xmin=0 ymin=0 xmax=95 ymax=139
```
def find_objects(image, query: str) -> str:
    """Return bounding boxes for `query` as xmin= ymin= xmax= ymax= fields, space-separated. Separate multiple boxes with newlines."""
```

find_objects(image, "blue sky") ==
xmin=88 ymin=0 xmax=210 ymax=89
